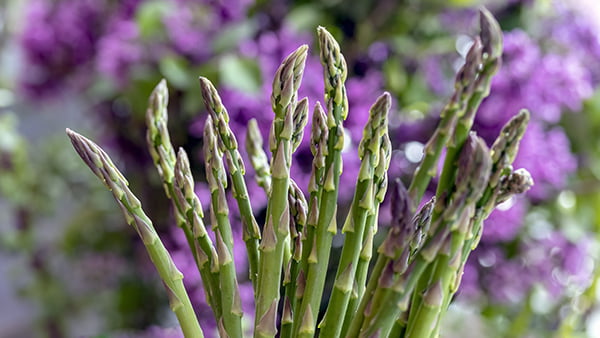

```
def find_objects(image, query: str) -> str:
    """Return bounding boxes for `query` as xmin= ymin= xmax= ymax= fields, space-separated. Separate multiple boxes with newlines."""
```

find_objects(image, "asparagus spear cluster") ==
xmin=67 ymin=8 xmax=533 ymax=338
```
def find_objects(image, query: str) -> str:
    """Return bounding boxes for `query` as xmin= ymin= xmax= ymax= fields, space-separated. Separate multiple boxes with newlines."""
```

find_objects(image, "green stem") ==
xmin=66 ymin=129 xmax=203 ymax=337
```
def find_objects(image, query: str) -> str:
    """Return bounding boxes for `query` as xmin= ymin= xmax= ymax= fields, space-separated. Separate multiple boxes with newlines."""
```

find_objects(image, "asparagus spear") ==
xmin=356 ymin=134 xmax=490 ymax=337
xmin=406 ymin=35 xmax=483 ymax=207
xmin=319 ymin=92 xmax=391 ymax=338
xmin=145 ymin=80 xmax=222 ymax=319
xmin=435 ymin=8 xmax=503 ymax=208
xmin=405 ymin=133 xmax=492 ymax=338
xmin=254 ymin=44 xmax=308 ymax=338
xmin=287 ymin=102 xmax=328 ymax=338
xmin=340 ymin=132 xmax=392 ymax=337
xmin=203 ymin=116 xmax=243 ymax=338
xmin=66 ymin=129 xmax=203 ymax=338
xmin=246 ymin=118 xmax=272 ymax=194
xmin=280 ymin=178 xmax=308 ymax=336
xmin=293 ymin=27 xmax=348 ymax=338
xmin=405 ymin=9 xmax=503 ymax=335
xmin=199 ymin=77 xmax=262 ymax=289
xmin=173 ymin=148 xmax=223 ymax=322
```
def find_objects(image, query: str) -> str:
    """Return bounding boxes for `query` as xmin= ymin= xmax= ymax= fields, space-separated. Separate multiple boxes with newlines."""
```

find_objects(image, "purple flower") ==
xmin=549 ymin=7 xmax=600 ymax=83
xmin=481 ymin=198 xmax=527 ymax=243
xmin=477 ymin=30 xmax=592 ymax=131
xmin=522 ymin=232 xmax=593 ymax=296
xmin=512 ymin=122 xmax=577 ymax=200
xmin=19 ymin=0 xmax=144 ymax=97
xmin=19 ymin=0 xmax=106 ymax=97
xmin=96 ymin=20 xmax=144 ymax=86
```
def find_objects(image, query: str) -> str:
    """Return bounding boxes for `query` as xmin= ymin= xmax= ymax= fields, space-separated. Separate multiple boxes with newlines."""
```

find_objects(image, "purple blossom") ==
xmin=96 ymin=20 xmax=144 ymax=86
xmin=19 ymin=0 xmax=108 ymax=97
xmin=522 ymin=232 xmax=593 ymax=297
xmin=477 ymin=29 xmax=592 ymax=130
xmin=461 ymin=231 xmax=593 ymax=303
xmin=481 ymin=198 xmax=527 ymax=243
xmin=512 ymin=122 xmax=577 ymax=200
xmin=549 ymin=7 xmax=600 ymax=83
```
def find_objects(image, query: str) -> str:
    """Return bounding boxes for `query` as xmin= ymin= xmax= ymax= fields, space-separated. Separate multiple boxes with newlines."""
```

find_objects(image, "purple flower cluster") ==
xmin=462 ymin=232 xmax=593 ymax=303
xmin=20 ymin=0 xmax=112 ymax=97
xmin=18 ymin=0 xmax=255 ymax=97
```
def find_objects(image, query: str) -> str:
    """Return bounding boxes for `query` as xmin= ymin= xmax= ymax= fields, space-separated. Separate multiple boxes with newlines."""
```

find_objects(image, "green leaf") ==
xmin=159 ymin=56 xmax=193 ymax=89
xmin=213 ymin=20 xmax=258 ymax=54
xmin=135 ymin=1 xmax=172 ymax=39
xmin=219 ymin=55 xmax=262 ymax=94
xmin=287 ymin=5 xmax=326 ymax=32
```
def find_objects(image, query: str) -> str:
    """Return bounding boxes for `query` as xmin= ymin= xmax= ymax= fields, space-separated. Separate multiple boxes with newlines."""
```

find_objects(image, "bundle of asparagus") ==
xmin=67 ymin=8 xmax=533 ymax=338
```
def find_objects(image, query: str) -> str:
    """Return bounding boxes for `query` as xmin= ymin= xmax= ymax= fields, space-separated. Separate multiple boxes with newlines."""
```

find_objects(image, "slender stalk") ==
xmin=341 ymin=135 xmax=391 ymax=337
xmin=288 ymin=102 xmax=328 ymax=336
xmin=199 ymin=77 xmax=262 ymax=289
xmin=204 ymin=117 xmax=243 ymax=338
xmin=319 ymin=92 xmax=391 ymax=337
xmin=145 ymin=79 xmax=222 ymax=319
xmin=405 ymin=134 xmax=492 ymax=337
xmin=406 ymin=34 xmax=483 ymax=208
xmin=405 ymin=10 xmax=503 ymax=336
xmin=254 ymin=45 xmax=308 ymax=338
xmin=280 ymin=179 xmax=308 ymax=337
xmin=293 ymin=27 xmax=348 ymax=338
xmin=174 ymin=148 xmax=223 ymax=322
xmin=66 ymin=129 xmax=203 ymax=338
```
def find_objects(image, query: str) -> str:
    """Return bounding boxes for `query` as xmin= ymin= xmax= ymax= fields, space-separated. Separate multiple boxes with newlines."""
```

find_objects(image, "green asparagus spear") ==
xmin=199 ymin=77 xmax=262 ymax=289
xmin=254 ymin=44 xmax=308 ymax=338
xmin=293 ymin=27 xmax=348 ymax=338
xmin=319 ymin=92 xmax=391 ymax=338
xmin=66 ymin=129 xmax=203 ymax=338
xmin=203 ymin=116 xmax=243 ymax=338
xmin=145 ymin=79 xmax=222 ymax=320
xmin=288 ymin=102 xmax=328 ymax=337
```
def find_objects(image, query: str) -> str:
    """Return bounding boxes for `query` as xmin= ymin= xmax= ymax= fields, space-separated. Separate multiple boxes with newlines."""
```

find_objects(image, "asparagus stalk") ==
xmin=280 ymin=178 xmax=308 ymax=337
xmin=145 ymin=80 xmax=222 ymax=319
xmin=288 ymin=102 xmax=328 ymax=336
xmin=66 ymin=129 xmax=203 ymax=338
xmin=405 ymin=134 xmax=492 ymax=338
xmin=455 ymin=110 xmax=532 ymax=293
xmin=406 ymin=35 xmax=483 ymax=207
xmin=246 ymin=118 xmax=272 ymax=194
xmin=199 ymin=77 xmax=262 ymax=289
xmin=357 ymin=133 xmax=491 ymax=337
xmin=173 ymin=148 xmax=223 ymax=322
xmin=349 ymin=179 xmax=414 ymax=337
xmin=319 ymin=92 xmax=391 ymax=337
xmin=405 ymin=9 xmax=502 ymax=335
xmin=340 ymin=133 xmax=392 ymax=337
xmin=254 ymin=44 xmax=308 ymax=338
xmin=203 ymin=117 xmax=243 ymax=338
xmin=293 ymin=27 xmax=348 ymax=338
xmin=435 ymin=8 xmax=503 ymax=208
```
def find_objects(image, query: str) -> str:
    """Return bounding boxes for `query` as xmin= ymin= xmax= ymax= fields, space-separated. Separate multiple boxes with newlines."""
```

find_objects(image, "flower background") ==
xmin=1 ymin=0 xmax=600 ymax=337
